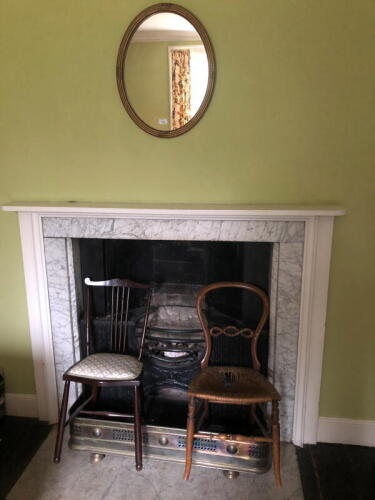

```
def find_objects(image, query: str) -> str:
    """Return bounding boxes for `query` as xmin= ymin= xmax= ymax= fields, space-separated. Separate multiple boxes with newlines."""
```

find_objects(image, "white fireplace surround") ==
xmin=2 ymin=203 xmax=344 ymax=446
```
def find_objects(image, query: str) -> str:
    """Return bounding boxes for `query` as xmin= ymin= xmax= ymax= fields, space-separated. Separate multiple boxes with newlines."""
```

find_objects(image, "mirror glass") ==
xmin=117 ymin=5 xmax=215 ymax=138
xmin=125 ymin=13 xmax=208 ymax=132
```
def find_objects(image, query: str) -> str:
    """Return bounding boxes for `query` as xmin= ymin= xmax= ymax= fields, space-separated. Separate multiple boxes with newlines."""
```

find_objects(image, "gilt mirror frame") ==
xmin=116 ymin=3 xmax=216 ymax=138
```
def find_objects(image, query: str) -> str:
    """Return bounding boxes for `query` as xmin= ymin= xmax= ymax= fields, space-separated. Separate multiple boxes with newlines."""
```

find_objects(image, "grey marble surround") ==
xmin=43 ymin=217 xmax=304 ymax=441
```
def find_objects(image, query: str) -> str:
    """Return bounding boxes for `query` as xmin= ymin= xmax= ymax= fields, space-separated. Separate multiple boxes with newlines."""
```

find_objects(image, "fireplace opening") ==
xmin=74 ymin=239 xmax=272 ymax=432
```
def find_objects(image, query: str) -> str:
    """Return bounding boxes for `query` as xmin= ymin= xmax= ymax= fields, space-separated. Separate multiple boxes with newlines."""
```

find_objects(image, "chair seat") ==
xmin=65 ymin=353 xmax=143 ymax=381
xmin=188 ymin=366 xmax=281 ymax=404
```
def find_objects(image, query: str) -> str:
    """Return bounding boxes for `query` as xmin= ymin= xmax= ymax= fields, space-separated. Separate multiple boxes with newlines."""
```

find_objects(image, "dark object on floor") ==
xmin=0 ymin=416 xmax=51 ymax=499
xmin=296 ymin=442 xmax=375 ymax=500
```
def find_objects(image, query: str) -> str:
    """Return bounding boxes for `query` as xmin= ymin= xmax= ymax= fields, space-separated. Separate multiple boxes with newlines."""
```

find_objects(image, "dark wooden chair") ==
xmin=183 ymin=282 xmax=282 ymax=486
xmin=53 ymin=278 xmax=153 ymax=471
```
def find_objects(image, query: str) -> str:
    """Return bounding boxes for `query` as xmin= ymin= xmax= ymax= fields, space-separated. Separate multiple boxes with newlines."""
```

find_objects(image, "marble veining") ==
xmin=44 ymin=238 xmax=79 ymax=406
xmin=273 ymin=243 xmax=303 ymax=440
xmin=276 ymin=243 xmax=304 ymax=335
xmin=43 ymin=217 xmax=305 ymax=243
xmin=267 ymin=243 xmax=280 ymax=385
xmin=42 ymin=216 xmax=305 ymax=441
xmin=66 ymin=239 xmax=81 ymax=371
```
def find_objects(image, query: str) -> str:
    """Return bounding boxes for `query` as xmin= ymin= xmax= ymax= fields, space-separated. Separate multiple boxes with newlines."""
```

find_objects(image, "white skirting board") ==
xmin=5 ymin=393 xmax=38 ymax=418
xmin=318 ymin=417 xmax=375 ymax=447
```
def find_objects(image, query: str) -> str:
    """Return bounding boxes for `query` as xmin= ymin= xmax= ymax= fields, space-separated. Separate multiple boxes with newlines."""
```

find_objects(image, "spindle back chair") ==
xmin=53 ymin=278 xmax=153 ymax=471
xmin=84 ymin=277 xmax=150 ymax=358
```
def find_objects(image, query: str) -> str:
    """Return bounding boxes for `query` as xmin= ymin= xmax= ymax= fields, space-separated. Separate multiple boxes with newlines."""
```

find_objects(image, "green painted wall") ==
xmin=0 ymin=1 xmax=374 ymax=419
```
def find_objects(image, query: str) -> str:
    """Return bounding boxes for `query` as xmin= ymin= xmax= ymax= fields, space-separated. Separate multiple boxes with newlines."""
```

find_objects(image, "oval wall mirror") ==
xmin=116 ymin=3 xmax=216 ymax=138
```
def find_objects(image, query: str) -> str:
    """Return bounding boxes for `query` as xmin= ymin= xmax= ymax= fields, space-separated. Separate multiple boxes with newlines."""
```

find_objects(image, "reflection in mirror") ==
xmin=125 ymin=13 xmax=208 ymax=131
xmin=117 ymin=4 xmax=215 ymax=138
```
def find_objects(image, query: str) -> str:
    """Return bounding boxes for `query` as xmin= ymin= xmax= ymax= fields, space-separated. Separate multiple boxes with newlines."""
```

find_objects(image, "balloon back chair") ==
xmin=183 ymin=282 xmax=281 ymax=487
xmin=53 ymin=278 xmax=153 ymax=471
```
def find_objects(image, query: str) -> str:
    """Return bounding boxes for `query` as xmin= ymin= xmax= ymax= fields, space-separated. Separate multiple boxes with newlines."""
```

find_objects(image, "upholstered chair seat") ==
xmin=66 ymin=353 xmax=143 ymax=381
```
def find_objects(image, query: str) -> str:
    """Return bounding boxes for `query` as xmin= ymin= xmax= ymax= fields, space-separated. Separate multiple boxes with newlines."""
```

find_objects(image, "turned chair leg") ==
xmin=133 ymin=385 xmax=143 ymax=471
xmin=272 ymin=400 xmax=282 ymax=487
xmin=184 ymin=396 xmax=196 ymax=480
xmin=54 ymin=380 xmax=71 ymax=463
xmin=92 ymin=385 xmax=101 ymax=406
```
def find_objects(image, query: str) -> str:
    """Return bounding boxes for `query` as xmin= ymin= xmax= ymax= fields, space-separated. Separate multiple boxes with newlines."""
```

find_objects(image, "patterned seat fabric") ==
xmin=66 ymin=353 xmax=143 ymax=380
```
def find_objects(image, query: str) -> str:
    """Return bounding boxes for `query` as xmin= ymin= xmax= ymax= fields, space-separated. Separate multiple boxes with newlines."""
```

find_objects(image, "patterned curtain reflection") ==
xmin=171 ymin=49 xmax=191 ymax=130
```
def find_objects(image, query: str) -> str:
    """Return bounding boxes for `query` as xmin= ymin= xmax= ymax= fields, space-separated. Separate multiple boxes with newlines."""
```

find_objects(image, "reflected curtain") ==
xmin=171 ymin=49 xmax=191 ymax=130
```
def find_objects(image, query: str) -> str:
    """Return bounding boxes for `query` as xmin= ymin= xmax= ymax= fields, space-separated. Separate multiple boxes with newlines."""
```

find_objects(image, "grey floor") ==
xmin=8 ymin=428 xmax=303 ymax=500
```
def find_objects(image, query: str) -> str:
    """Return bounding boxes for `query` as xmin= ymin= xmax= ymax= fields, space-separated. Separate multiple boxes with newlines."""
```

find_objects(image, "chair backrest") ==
xmin=196 ymin=282 xmax=269 ymax=371
xmin=84 ymin=277 xmax=152 ymax=360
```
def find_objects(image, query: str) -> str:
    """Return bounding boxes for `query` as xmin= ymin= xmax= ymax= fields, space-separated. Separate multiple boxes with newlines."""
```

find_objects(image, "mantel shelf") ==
xmin=2 ymin=202 xmax=345 ymax=218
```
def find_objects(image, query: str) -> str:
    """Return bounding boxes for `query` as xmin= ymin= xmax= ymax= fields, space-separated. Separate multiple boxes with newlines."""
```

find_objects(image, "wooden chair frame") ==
xmin=53 ymin=278 xmax=152 ymax=471
xmin=183 ymin=282 xmax=281 ymax=486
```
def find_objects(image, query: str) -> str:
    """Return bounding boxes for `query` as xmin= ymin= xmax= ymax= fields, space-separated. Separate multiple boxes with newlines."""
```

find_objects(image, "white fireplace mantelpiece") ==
xmin=2 ymin=203 xmax=345 ymax=446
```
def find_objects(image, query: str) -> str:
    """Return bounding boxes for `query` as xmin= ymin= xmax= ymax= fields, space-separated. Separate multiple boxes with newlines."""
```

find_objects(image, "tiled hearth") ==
xmin=2 ymin=203 xmax=344 ymax=445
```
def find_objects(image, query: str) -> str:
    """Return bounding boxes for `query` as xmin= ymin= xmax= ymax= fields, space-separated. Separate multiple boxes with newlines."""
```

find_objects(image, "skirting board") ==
xmin=318 ymin=417 xmax=375 ymax=447
xmin=5 ymin=393 xmax=38 ymax=418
